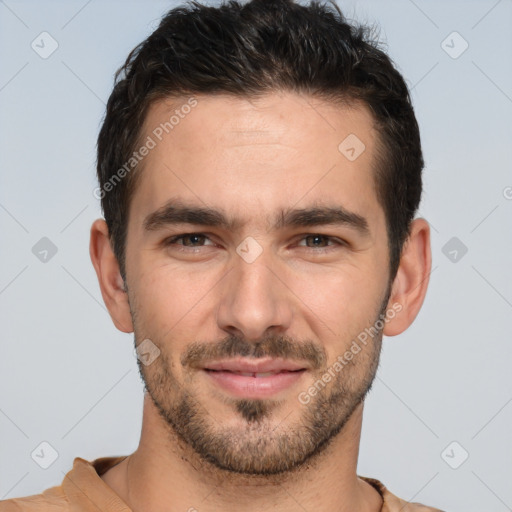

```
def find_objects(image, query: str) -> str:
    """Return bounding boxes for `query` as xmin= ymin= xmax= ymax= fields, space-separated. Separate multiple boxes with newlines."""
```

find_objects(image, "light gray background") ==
xmin=1 ymin=1 xmax=511 ymax=510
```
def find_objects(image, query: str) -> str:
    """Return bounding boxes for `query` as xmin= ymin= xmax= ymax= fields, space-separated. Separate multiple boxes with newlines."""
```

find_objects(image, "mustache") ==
xmin=181 ymin=333 xmax=327 ymax=370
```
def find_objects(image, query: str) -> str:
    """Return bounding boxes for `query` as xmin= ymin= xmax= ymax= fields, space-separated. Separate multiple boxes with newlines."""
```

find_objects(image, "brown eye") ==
xmin=165 ymin=233 xmax=214 ymax=248
xmin=303 ymin=235 xmax=331 ymax=248
xmin=180 ymin=234 xmax=207 ymax=246
xmin=297 ymin=234 xmax=344 ymax=250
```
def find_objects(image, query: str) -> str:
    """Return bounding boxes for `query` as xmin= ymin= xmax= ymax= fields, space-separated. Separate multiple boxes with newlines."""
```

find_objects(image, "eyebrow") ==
xmin=143 ymin=200 xmax=370 ymax=237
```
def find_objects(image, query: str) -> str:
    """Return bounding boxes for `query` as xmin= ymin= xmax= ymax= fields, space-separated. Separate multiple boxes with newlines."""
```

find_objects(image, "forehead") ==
xmin=129 ymin=92 xmax=383 ymax=231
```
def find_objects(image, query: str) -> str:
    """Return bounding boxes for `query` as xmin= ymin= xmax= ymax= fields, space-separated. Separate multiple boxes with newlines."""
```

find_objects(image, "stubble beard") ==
xmin=133 ymin=292 xmax=389 ymax=477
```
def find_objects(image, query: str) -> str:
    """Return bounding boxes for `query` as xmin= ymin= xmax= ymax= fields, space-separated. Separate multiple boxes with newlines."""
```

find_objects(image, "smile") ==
xmin=203 ymin=368 xmax=307 ymax=398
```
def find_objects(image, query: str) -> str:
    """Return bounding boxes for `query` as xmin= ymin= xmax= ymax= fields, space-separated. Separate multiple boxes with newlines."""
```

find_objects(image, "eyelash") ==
xmin=163 ymin=233 xmax=346 ymax=252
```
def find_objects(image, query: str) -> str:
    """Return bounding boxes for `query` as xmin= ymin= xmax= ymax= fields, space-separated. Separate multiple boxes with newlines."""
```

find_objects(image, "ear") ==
xmin=89 ymin=219 xmax=133 ymax=333
xmin=383 ymin=218 xmax=431 ymax=336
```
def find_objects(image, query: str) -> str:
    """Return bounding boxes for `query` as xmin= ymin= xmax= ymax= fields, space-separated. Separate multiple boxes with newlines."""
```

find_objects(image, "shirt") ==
xmin=0 ymin=456 xmax=444 ymax=511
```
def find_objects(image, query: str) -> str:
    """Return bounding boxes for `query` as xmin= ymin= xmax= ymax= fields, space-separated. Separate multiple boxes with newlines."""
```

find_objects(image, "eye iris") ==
xmin=183 ymin=234 xmax=204 ymax=246
xmin=307 ymin=235 xmax=327 ymax=248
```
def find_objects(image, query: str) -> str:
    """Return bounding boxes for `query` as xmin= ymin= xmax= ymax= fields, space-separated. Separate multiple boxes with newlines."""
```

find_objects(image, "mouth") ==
xmin=201 ymin=358 xmax=308 ymax=398
xmin=204 ymin=369 xmax=303 ymax=378
xmin=202 ymin=357 xmax=308 ymax=373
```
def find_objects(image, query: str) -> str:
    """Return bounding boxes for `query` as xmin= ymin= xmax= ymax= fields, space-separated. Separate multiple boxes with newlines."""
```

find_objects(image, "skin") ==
xmin=90 ymin=91 xmax=431 ymax=512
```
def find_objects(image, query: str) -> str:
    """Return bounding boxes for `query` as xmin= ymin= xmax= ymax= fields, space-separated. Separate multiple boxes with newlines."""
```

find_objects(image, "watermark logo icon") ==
xmin=338 ymin=134 xmax=366 ymax=161
xmin=32 ymin=237 xmax=58 ymax=263
xmin=236 ymin=236 xmax=263 ymax=263
xmin=441 ymin=31 xmax=469 ymax=59
xmin=31 ymin=32 xmax=59 ymax=59
xmin=441 ymin=441 xmax=469 ymax=469
xmin=135 ymin=339 xmax=161 ymax=366
xmin=442 ymin=237 xmax=468 ymax=263
xmin=31 ymin=441 xmax=59 ymax=469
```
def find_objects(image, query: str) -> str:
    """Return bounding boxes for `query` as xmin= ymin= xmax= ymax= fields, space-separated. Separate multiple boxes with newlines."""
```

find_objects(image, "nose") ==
xmin=216 ymin=248 xmax=294 ymax=342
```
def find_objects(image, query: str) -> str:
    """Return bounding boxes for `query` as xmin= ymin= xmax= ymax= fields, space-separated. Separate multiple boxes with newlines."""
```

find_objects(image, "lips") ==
xmin=213 ymin=370 xmax=291 ymax=377
xmin=206 ymin=369 xmax=301 ymax=378
xmin=203 ymin=357 xmax=307 ymax=374
xmin=201 ymin=358 xmax=308 ymax=398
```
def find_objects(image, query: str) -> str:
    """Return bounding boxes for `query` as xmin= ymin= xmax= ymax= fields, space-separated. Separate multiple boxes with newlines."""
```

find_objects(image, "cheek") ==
xmin=291 ymin=265 xmax=383 ymax=333
xmin=130 ymin=262 xmax=220 ymax=339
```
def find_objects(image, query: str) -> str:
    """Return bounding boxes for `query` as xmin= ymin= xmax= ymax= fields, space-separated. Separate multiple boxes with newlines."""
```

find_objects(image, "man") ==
xmin=1 ymin=0 xmax=444 ymax=510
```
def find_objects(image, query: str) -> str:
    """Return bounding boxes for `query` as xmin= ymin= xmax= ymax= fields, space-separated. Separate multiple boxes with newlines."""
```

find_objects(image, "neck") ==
xmin=101 ymin=393 xmax=382 ymax=512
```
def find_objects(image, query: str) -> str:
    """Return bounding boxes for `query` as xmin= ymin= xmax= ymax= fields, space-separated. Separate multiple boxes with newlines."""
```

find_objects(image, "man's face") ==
xmin=124 ymin=92 xmax=392 ymax=475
